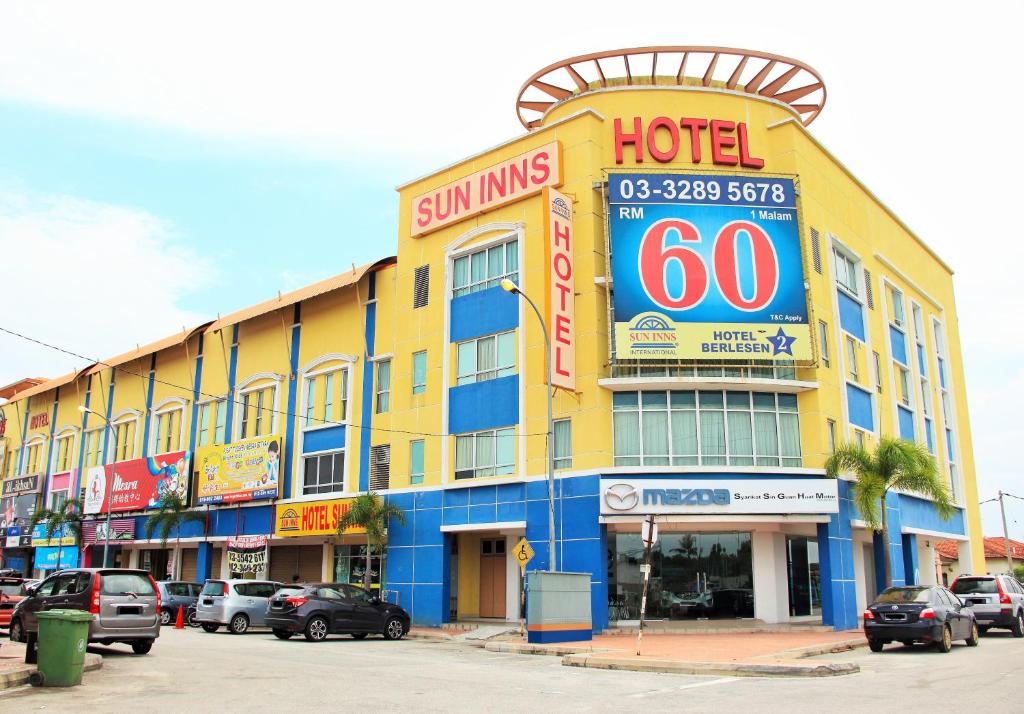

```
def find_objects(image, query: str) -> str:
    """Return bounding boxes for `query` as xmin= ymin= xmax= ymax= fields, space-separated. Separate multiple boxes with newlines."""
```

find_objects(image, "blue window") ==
xmin=846 ymin=383 xmax=874 ymax=431
xmin=409 ymin=440 xmax=425 ymax=485
xmin=897 ymin=406 xmax=915 ymax=441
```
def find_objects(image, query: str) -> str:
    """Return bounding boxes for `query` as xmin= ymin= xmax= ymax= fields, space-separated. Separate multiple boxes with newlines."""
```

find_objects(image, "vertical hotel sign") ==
xmin=545 ymin=187 xmax=575 ymax=390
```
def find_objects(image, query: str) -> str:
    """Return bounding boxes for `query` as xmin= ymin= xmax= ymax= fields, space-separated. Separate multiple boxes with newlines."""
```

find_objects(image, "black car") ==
xmin=864 ymin=585 xmax=979 ymax=653
xmin=265 ymin=583 xmax=411 ymax=642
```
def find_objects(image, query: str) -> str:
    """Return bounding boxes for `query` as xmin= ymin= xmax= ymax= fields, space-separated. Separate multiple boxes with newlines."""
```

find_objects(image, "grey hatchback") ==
xmin=9 ymin=569 xmax=161 ymax=654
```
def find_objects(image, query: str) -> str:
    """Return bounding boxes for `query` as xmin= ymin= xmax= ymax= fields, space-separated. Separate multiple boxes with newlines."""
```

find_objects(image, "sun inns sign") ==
xmin=410 ymin=142 xmax=563 ymax=237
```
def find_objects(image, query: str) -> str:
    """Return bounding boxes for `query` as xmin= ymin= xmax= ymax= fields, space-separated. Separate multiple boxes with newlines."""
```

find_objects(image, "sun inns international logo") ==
xmin=551 ymin=196 xmax=571 ymax=220
xmin=604 ymin=483 xmax=639 ymax=511
xmin=278 ymin=508 xmax=300 ymax=532
xmin=625 ymin=312 xmax=678 ymax=354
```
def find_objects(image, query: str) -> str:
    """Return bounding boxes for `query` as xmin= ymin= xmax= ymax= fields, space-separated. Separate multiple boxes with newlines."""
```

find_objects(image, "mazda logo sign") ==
xmin=604 ymin=483 xmax=639 ymax=511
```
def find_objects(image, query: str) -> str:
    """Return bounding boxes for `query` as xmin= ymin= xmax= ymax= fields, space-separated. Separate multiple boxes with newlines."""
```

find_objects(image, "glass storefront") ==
xmin=333 ymin=545 xmax=382 ymax=589
xmin=608 ymin=532 xmax=754 ymax=620
xmin=786 ymin=536 xmax=821 ymax=616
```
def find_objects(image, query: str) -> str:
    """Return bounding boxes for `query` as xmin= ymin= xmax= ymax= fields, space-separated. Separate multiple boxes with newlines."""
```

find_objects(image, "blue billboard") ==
xmin=608 ymin=173 xmax=810 ymax=360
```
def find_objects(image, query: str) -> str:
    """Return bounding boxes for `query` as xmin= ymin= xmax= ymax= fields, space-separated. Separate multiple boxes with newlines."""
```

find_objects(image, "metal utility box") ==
xmin=526 ymin=571 xmax=592 ymax=644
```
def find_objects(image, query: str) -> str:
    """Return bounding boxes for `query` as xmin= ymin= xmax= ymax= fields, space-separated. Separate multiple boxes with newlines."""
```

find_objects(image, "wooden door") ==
xmin=479 ymin=538 xmax=507 ymax=618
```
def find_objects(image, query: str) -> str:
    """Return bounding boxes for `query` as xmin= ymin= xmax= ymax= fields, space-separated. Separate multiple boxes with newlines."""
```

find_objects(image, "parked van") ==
xmin=9 ymin=568 xmax=160 ymax=654
xmin=195 ymin=579 xmax=284 ymax=634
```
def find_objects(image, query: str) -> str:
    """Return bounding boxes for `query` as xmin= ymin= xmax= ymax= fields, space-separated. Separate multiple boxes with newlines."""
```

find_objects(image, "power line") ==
xmin=0 ymin=325 xmax=549 ymax=441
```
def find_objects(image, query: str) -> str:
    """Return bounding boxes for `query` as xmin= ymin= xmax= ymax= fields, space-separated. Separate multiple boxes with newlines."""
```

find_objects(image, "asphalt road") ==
xmin=1 ymin=627 xmax=1021 ymax=713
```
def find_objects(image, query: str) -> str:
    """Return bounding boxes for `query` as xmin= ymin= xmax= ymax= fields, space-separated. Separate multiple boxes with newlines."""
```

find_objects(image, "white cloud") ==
xmin=0 ymin=187 xmax=214 ymax=385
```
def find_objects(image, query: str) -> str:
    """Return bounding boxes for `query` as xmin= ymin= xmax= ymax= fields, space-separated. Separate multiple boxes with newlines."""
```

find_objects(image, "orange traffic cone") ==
xmin=175 ymin=605 xmax=185 ymax=629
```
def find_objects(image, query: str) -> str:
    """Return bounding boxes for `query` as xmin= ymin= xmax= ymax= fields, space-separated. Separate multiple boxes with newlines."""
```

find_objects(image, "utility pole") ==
xmin=999 ymin=490 xmax=1013 ymax=575
xmin=635 ymin=514 xmax=656 ymax=656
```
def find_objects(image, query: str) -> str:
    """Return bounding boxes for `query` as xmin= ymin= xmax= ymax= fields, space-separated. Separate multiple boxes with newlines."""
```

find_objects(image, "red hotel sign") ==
xmin=411 ymin=142 xmax=563 ymax=237
xmin=614 ymin=116 xmax=764 ymax=168
xmin=545 ymin=188 xmax=575 ymax=391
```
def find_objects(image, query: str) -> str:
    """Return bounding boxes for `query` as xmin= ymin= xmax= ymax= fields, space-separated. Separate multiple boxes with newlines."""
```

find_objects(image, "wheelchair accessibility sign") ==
xmin=513 ymin=538 xmax=534 ymax=570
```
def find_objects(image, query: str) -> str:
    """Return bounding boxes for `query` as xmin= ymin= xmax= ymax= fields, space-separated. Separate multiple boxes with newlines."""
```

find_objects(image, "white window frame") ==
xmin=833 ymin=246 xmax=860 ymax=298
xmin=818 ymin=320 xmax=830 ymax=368
xmin=412 ymin=351 xmax=427 ymax=395
xmin=234 ymin=373 xmax=284 ymax=441
xmin=50 ymin=426 xmax=78 ymax=474
xmin=451 ymin=234 xmax=520 ymax=298
xmin=196 ymin=396 xmax=228 ymax=448
xmin=22 ymin=434 xmax=47 ymax=475
xmin=454 ymin=428 xmax=516 ymax=480
xmin=109 ymin=409 xmax=142 ymax=464
xmin=409 ymin=439 xmax=425 ymax=485
xmin=294 ymin=354 xmax=356 ymax=498
xmin=931 ymin=317 xmax=961 ymax=502
xmin=553 ymin=419 xmax=572 ymax=471
xmin=82 ymin=426 xmax=104 ymax=469
xmin=150 ymin=397 xmax=188 ymax=455
xmin=375 ymin=359 xmax=391 ymax=415
xmin=456 ymin=330 xmax=516 ymax=385
xmin=300 ymin=448 xmax=346 ymax=496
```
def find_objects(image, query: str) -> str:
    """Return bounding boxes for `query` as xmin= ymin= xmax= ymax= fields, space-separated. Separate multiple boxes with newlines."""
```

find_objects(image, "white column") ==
xmin=752 ymin=530 xmax=788 ymax=623
xmin=957 ymin=539 xmax=976 ymax=576
xmin=917 ymin=540 xmax=938 ymax=586
xmin=853 ymin=540 xmax=868 ymax=612
xmin=127 ymin=548 xmax=140 ymax=569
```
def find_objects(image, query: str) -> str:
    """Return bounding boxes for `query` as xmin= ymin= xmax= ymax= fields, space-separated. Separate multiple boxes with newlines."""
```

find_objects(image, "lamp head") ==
xmin=500 ymin=278 xmax=519 ymax=294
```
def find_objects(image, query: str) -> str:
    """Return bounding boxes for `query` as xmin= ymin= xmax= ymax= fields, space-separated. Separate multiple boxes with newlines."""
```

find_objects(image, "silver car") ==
xmin=951 ymin=574 xmax=1024 ymax=636
xmin=9 ymin=568 xmax=160 ymax=654
xmin=195 ymin=579 xmax=283 ymax=634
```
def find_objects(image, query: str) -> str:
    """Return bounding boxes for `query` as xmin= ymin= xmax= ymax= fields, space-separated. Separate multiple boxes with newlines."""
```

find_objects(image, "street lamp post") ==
xmin=501 ymin=278 xmax=557 ymax=572
xmin=78 ymin=405 xmax=115 ymax=568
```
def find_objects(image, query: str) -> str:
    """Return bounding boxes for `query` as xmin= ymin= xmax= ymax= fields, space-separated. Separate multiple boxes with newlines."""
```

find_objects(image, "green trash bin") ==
xmin=33 ymin=610 xmax=93 ymax=687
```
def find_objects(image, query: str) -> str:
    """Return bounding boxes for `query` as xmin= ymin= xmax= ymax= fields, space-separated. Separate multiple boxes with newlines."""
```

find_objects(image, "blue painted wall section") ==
xmin=385 ymin=475 xmax=607 ymax=632
xmin=448 ymin=375 xmax=519 ymax=433
xmin=188 ymin=335 xmax=204 ymax=456
xmin=282 ymin=307 xmax=301 ymax=498
xmin=898 ymin=494 xmax=964 ymax=535
xmin=838 ymin=291 xmax=865 ymax=341
xmin=196 ymin=541 xmax=214 ymax=581
xmin=359 ymin=271 xmax=377 ymax=492
xmin=141 ymin=358 xmax=156 ymax=457
xmin=136 ymin=504 xmax=273 ymax=540
xmin=100 ymin=376 xmax=116 ymax=465
xmin=816 ymin=479 xmax=859 ymax=630
xmin=902 ymin=533 xmax=919 ymax=586
xmin=73 ymin=379 xmax=92 ymax=495
xmin=898 ymin=406 xmax=915 ymax=441
xmin=303 ymin=425 xmax=346 ymax=454
xmin=449 ymin=286 xmax=519 ymax=343
xmin=223 ymin=324 xmax=240 ymax=439
xmin=41 ymin=389 xmax=60 ymax=504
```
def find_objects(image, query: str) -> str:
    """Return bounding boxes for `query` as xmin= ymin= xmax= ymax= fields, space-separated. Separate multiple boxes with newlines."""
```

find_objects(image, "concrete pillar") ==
xmin=957 ymin=539 xmax=976 ymax=576
xmin=817 ymin=517 xmax=858 ymax=631
xmin=127 ymin=548 xmax=140 ymax=569
xmin=901 ymin=533 xmax=919 ymax=586
xmin=873 ymin=532 xmax=888 ymax=593
xmin=195 ymin=541 xmax=214 ymax=582
xmin=753 ymin=530 xmax=789 ymax=623
xmin=321 ymin=542 xmax=334 ymax=582
xmin=853 ymin=538 xmax=868 ymax=613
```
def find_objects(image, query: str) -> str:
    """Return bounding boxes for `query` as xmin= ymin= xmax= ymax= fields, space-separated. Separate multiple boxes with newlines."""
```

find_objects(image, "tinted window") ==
xmin=233 ymin=583 xmax=252 ymax=597
xmin=166 ymin=583 xmax=191 ymax=597
xmin=342 ymin=585 xmax=373 ymax=604
xmin=936 ymin=590 xmax=954 ymax=607
xmin=252 ymin=583 xmax=277 ymax=598
xmin=875 ymin=587 xmax=931 ymax=603
xmin=317 ymin=587 xmax=344 ymax=600
xmin=36 ymin=577 xmax=60 ymax=596
xmin=0 ymin=582 xmax=24 ymax=596
xmin=951 ymin=578 xmax=997 ymax=595
xmin=101 ymin=573 xmax=155 ymax=596
xmin=201 ymin=581 xmax=227 ymax=596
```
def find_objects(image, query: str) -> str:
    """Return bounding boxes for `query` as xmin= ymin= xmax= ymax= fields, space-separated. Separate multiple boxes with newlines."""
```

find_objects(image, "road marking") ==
xmin=627 ymin=676 xmax=739 ymax=698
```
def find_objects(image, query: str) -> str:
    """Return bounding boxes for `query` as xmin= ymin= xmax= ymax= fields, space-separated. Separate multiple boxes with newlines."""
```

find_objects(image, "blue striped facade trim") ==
xmin=223 ymin=324 xmax=240 ymax=439
xmin=282 ymin=315 xmax=302 ymax=497
xmin=99 ymin=375 xmax=116 ymax=464
xmin=16 ymin=396 xmax=30 ymax=473
xmin=140 ymin=358 xmax=157 ymax=457
xmin=358 ymin=270 xmax=377 ymax=492
xmin=187 ymin=334 xmax=204 ymax=456
xmin=40 ymin=389 xmax=61 ymax=503
xmin=73 ymin=378 xmax=92 ymax=495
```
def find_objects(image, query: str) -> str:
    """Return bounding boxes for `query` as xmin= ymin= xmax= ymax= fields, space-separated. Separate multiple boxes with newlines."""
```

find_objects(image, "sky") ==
xmin=0 ymin=1 xmax=1021 ymax=538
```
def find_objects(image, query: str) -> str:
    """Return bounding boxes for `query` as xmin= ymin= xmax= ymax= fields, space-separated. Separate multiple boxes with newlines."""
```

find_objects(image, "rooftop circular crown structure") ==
xmin=516 ymin=46 xmax=826 ymax=129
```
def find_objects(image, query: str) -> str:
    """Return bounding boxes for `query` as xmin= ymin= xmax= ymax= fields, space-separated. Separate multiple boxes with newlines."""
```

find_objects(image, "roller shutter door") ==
xmin=210 ymin=547 xmax=223 ymax=579
xmin=180 ymin=548 xmax=198 ymax=581
xmin=269 ymin=545 xmax=322 ymax=584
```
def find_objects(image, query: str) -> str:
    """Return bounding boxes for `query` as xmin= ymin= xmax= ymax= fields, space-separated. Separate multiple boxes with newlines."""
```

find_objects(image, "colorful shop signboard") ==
xmin=34 ymin=545 xmax=80 ymax=570
xmin=274 ymin=498 xmax=366 ymax=537
xmin=608 ymin=172 xmax=811 ymax=361
xmin=196 ymin=435 xmax=281 ymax=505
xmin=1 ymin=474 xmax=41 ymax=529
xmin=599 ymin=478 xmax=840 ymax=516
xmin=31 ymin=522 xmax=76 ymax=547
xmin=83 ymin=451 xmax=190 ymax=515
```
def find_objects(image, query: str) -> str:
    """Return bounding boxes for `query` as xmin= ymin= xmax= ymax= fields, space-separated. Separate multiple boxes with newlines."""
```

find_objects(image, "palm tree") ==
xmin=144 ymin=492 xmax=206 ymax=579
xmin=335 ymin=492 xmax=406 ymax=591
xmin=825 ymin=436 xmax=954 ymax=590
xmin=30 ymin=498 xmax=84 ymax=572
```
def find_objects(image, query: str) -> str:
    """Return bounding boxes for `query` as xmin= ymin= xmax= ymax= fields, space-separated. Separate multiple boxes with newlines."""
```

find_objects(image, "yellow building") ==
xmin=0 ymin=47 xmax=982 ymax=632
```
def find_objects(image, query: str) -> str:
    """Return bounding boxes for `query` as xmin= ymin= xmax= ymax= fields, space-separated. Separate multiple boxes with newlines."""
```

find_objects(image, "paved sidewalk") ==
xmin=0 ymin=641 xmax=104 ymax=689
xmin=485 ymin=629 xmax=867 ymax=677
